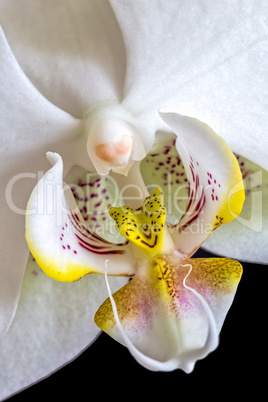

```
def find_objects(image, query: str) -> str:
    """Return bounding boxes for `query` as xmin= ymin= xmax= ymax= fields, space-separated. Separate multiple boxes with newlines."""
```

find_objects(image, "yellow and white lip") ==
xmin=95 ymin=255 xmax=242 ymax=372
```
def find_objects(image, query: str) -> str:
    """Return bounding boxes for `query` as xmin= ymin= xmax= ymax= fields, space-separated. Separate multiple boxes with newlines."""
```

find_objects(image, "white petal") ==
xmin=0 ymin=254 xmax=127 ymax=400
xmin=0 ymin=0 xmax=126 ymax=117
xmin=111 ymin=0 xmax=268 ymax=169
xmin=0 ymin=28 xmax=81 ymax=338
xmin=203 ymin=156 xmax=268 ymax=263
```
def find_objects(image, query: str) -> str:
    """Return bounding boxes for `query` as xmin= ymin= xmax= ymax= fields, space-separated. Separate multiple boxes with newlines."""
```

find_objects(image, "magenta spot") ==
xmin=65 ymin=223 xmax=68 ymax=227
xmin=216 ymin=196 xmax=218 ymax=201
xmin=211 ymin=194 xmax=215 ymax=201
xmin=94 ymin=201 xmax=102 ymax=208
xmin=62 ymin=245 xmax=66 ymax=249
xmin=74 ymin=250 xmax=77 ymax=254
xmin=218 ymin=184 xmax=221 ymax=188
xmin=214 ymin=179 xmax=217 ymax=184
xmin=208 ymin=180 xmax=211 ymax=185
xmin=90 ymin=193 xmax=98 ymax=198
xmin=101 ymin=188 xmax=107 ymax=194
xmin=67 ymin=245 xmax=71 ymax=250
xmin=62 ymin=227 xmax=65 ymax=231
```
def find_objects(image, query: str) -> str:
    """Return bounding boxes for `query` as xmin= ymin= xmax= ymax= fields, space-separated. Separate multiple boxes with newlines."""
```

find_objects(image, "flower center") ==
xmin=95 ymin=134 xmax=133 ymax=166
xmin=84 ymin=103 xmax=146 ymax=176
xmin=108 ymin=188 xmax=175 ymax=257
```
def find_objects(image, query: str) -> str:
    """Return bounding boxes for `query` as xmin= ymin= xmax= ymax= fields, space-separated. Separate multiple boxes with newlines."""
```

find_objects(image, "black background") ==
xmin=6 ymin=249 xmax=267 ymax=401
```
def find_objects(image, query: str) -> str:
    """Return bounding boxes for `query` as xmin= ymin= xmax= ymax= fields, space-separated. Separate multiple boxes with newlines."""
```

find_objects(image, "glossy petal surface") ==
xmin=0 ymin=28 xmax=80 ymax=338
xmin=0 ymin=0 xmax=126 ymax=117
xmin=111 ymin=0 xmax=268 ymax=169
xmin=95 ymin=255 xmax=242 ymax=372
xmin=0 ymin=255 xmax=127 ymax=400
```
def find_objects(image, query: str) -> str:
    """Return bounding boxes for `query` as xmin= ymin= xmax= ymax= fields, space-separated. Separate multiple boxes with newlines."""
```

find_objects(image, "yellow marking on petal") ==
xmin=25 ymin=243 xmax=98 ymax=282
xmin=95 ymin=255 xmax=243 ymax=336
xmin=108 ymin=188 xmax=166 ymax=257
xmin=212 ymin=144 xmax=245 ymax=231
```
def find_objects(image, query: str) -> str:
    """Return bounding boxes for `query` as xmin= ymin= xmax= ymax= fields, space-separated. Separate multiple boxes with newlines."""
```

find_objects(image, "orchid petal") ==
xmin=0 ymin=254 xmax=127 ymax=400
xmin=26 ymin=153 xmax=136 ymax=281
xmin=0 ymin=27 xmax=82 ymax=338
xmin=0 ymin=0 xmax=126 ymax=117
xmin=204 ymin=155 xmax=268 ymax=263
xmin=111 ymin=0 xmax=268 ymax=169
xmin=95 ymin=256 xmax=242 ymax=372
xmin=157 ymin=110 xmax=244 ymax=256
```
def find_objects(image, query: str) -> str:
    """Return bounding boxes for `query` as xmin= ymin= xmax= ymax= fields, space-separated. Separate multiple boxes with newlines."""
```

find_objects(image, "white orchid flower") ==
xmin=0 ymin=0 xmax=267 ymax=399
